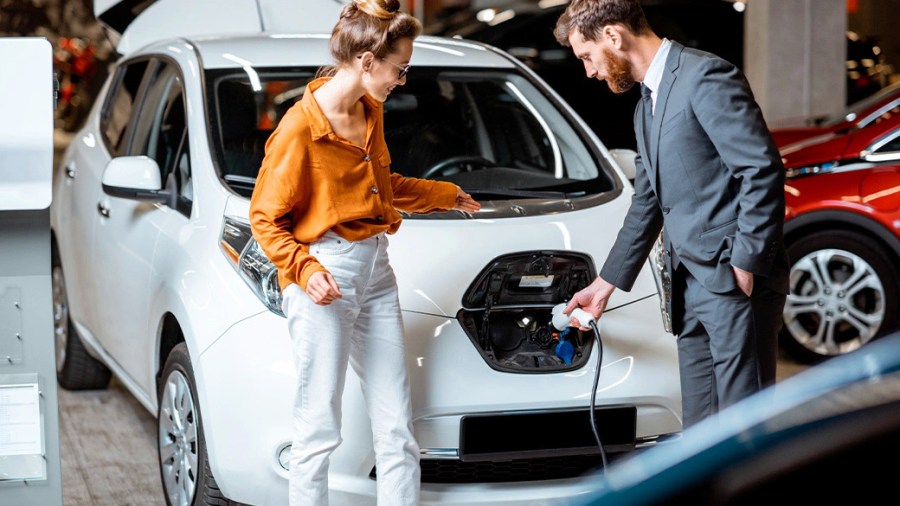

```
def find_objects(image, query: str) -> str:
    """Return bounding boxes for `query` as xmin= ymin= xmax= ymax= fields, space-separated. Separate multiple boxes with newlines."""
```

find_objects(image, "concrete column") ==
xmin=744 ymin=0 xmax=846 ymax=125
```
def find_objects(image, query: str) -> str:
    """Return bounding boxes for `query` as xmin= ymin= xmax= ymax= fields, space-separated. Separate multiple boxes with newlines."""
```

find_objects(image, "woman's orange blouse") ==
xmin=249 ymin=77 xmax=458 ymax=291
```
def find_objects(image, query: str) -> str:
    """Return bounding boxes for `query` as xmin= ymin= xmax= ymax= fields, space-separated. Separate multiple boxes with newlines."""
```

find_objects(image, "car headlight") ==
xmin=220 ymin=216 xmax=284 ymax=317
xmin=647 ymin=232 xmax=673 ymax=334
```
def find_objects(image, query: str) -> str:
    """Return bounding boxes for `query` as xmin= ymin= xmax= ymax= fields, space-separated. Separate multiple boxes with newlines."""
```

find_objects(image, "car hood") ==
xmin=223 ymin=194 xmax=657 ymax=317
xmin=770 ymin=126 xmax=832 ymax=148
xmin=778 ymin=131 xmax=851 ymax=168
xmin=94 ymin=0 xmax=346 ymax=55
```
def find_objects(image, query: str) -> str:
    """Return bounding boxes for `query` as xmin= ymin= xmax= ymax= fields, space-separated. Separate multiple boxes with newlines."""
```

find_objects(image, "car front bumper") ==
xmin=195 ymin=293 xmax=680 ymax=505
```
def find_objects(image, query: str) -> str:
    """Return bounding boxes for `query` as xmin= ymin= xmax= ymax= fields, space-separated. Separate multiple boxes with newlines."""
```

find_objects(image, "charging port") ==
xmin=457 ymin=251 xmax=595 ymax=373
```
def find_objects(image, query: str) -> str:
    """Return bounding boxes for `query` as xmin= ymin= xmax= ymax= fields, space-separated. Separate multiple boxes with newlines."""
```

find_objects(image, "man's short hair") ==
xmin=554 ymin=0 xmax=651 ymax=46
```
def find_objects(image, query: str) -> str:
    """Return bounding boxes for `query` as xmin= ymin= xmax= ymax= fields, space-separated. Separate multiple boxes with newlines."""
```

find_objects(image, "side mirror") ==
xmin=608 ymin=148 xmax=638 ymax=182
xmin=101 ymin=156 xmax=169 ymax=202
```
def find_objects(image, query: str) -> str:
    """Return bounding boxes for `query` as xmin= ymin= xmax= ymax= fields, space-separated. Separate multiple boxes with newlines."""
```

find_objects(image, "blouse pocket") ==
xmin=377 ymin=150 xmax=392 ymax=170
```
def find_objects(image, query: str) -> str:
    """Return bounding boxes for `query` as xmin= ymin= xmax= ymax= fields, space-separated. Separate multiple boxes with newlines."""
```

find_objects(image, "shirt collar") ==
xmin=642 ymin=38 xmax=672 ymax=95
xmin=301 ymin=76 xmax=381 ymax=141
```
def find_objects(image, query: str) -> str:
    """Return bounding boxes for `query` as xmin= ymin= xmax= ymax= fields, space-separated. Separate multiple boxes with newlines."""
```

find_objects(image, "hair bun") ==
xmin=354 ymin=0 xmax=399 ymax=20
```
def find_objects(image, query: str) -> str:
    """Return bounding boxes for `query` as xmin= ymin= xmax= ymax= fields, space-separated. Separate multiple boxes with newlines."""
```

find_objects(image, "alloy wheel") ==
xmin=784 ymin=248 xmax=884 ymax=357
xmin=159 ymin=369 xmax=199 ymax=506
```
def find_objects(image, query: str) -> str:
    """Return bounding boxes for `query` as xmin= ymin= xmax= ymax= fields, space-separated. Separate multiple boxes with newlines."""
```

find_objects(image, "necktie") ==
xmin=641 ymin=84 xmax=653 ymax=150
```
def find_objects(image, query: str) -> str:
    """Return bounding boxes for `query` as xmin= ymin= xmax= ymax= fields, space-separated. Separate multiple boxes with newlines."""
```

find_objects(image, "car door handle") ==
xmin=65 ymin=163 xmax=77 ymax=179
xmin=97 ymin=203 xmax=110 ymax=218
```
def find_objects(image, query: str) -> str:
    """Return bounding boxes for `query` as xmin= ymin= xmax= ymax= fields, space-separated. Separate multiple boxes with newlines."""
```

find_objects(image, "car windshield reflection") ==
xmin=207 ymin=67 xmax=611 ymax=200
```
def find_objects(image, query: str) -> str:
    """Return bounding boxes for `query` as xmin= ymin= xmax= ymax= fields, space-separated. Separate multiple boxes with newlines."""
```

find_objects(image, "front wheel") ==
xmin=51 ymin=241 xmax=111 ymax=390
xmin=781 ymin=230 xmax=899 ymax=363
xmin=158 ymin=343 xmax=234 ymax=506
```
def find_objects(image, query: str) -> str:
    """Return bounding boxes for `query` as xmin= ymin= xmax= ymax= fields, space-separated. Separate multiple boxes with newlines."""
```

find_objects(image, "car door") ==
xmin=92 ymin=58 xmax=187 ymax=391
xmin=57 ymin=58 xmax=152 ymax=334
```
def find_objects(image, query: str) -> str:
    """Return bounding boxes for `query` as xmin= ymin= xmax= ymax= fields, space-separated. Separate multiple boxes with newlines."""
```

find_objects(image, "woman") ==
xmin=249 ymin=1 xmax=480 ymax=504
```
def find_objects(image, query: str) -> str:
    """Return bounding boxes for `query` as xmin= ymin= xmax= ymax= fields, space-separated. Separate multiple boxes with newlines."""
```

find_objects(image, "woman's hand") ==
xmin=453 ymin=187 xmax=481 ymax=213
xmin=305 ymin=271 xmax=342 ymax=305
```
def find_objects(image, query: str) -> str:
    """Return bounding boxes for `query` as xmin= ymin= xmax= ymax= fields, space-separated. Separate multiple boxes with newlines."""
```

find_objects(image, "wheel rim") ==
xmin=159 ymin=370 xmax=199 ymax=506
xmin=784 ymin=248 xmax=885 ymax=357
xmin=51 ymin=264 xmax=68 ymax=373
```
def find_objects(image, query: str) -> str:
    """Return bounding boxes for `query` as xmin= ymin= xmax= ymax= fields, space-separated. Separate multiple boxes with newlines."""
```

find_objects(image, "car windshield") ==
xmin=206 ymin=67 xmax=613 ymax=201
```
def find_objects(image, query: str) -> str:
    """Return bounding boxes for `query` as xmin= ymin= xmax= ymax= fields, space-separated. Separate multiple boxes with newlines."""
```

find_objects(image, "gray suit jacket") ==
xmin=600 ymin=41 xmax=789 ymax=297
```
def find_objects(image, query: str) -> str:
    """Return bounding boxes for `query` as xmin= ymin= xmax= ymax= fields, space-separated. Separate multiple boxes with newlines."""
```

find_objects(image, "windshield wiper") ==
xmin=463 ymin=188 xmax=568 ymax=199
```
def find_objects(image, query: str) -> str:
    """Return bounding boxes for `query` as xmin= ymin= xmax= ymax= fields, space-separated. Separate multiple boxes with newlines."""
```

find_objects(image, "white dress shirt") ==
xmin=642 ymin=38 xmax=672 ymax=114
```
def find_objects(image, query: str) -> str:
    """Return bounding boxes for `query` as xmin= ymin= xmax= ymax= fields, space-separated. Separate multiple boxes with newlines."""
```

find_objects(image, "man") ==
xmin=554 ymin=0 xmax=789 ymax=428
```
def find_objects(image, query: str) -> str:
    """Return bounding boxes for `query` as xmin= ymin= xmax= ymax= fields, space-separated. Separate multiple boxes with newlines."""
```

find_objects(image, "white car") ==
xmin=50 ymin=1 xmax=681 ymax=505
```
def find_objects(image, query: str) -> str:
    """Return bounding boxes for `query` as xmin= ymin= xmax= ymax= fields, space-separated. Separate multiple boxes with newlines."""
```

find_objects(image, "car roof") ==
xmin=140 ymin=34 xmax=516 ymax=70
xmin=95 ymin=0 xmax=346 ymax=55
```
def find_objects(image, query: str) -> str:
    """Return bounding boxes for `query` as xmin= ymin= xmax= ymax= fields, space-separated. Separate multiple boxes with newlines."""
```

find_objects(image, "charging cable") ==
xmin=587 ymin=319 xmax=607 ymax=469
xmin=550 ymin=303 xmax=608 ymax=468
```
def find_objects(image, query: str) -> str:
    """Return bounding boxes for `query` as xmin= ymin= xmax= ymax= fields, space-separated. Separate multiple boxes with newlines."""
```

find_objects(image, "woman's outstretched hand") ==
xmin=453 ymin=187 xmax=481 ymax=213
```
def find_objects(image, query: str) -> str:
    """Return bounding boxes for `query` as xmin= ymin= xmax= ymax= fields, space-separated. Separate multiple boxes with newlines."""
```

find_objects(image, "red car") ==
xmin=770 ymin=82 xmax=900 ymax=147
xmin=779 ymin=108 xmax=900 ymax=363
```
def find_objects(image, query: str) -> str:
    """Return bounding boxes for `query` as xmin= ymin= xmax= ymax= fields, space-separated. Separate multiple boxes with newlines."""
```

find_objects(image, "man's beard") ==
xmin=603 ymin=48 xmax=636 ymax=94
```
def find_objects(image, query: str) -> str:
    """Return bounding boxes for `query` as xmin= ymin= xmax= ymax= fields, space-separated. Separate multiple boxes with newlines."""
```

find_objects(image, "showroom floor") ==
xmin=55 ymin=355 xmax=809 ymax=505
xmin=58 ymin=377 xmax=163 ymax=505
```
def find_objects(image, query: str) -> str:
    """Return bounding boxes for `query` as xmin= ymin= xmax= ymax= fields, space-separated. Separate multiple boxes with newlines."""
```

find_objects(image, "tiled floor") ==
xmin=58 ymin=377 xmax=164 ymax=505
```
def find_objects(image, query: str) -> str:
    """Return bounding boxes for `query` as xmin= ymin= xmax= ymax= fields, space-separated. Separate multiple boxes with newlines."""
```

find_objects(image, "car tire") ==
xmin=158 ymin=343 xmax=236 ymax=506
xmin=782 ymin=230 xmax=899 ymax=363
xmin=51 ymin=241 xmax=112 ymax=390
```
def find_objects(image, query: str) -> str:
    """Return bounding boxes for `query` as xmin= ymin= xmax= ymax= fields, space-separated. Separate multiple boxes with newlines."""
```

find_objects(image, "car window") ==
xmin=130 ymin=60 xmax=192 ymax=217
xmin=100 ymin=59 xmax=150 ymax=156
xmin=207 ymin=67 xmax=610 ymax=201
xmin=821 ymin=83 xmax=900 ymax=128
xmin=872 ymin=129 xmax=900 ymax=158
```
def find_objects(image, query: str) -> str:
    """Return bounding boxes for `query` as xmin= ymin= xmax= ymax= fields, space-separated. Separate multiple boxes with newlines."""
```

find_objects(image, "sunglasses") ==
xmin=380 ymin=57 xmax=411 ymax=79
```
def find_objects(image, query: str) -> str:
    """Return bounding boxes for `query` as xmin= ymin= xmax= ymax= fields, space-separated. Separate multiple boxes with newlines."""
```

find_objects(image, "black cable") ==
xmin=588 ymin=319 xmax=609 ymax=470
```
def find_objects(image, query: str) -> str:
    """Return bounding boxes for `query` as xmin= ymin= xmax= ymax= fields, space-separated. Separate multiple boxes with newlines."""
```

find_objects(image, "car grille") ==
xmin=372 ymin=407 xmax=636 ymax=483
xmin=460 ymin=406 xmax=636 ymax=461
xmin=371 ymin=454 xmax=605 ymax=483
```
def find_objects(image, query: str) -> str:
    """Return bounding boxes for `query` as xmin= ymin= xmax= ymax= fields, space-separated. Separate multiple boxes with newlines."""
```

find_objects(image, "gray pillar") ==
xmin=744 ymin=0 xmax=846 ymax=125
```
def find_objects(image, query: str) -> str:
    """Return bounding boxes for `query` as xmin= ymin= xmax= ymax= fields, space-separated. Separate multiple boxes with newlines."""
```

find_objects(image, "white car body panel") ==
xmin=94 ymin=0 xmax=346 ymax=55
xmin=51 ymin=31 xmax=679 ymax=505
xmin=198 ymin=296 xmax=678 ymax=505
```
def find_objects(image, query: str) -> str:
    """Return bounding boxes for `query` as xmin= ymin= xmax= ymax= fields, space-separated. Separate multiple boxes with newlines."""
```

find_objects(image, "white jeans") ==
xmin=282 ymin=230 xmax=420 ymax=506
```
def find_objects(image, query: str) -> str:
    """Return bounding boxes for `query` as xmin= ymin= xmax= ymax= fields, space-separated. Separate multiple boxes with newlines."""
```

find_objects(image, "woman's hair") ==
xmin=553 ymin=0 xmax=650 ymax=47
xmin=317 ymin=0 xmax=422 ymax=77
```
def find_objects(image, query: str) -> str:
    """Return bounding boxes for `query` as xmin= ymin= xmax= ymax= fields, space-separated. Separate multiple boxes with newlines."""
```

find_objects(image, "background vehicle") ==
xmin=778 ymin=110 xmax=900 ymax=363
xmin=770 ymin=81 xmax=900 ymax=147
xmin=49 ymin=1 xmax=680 ymax=504
xmin=846 ymin=29 xmax=892 ymax=105
xmin=575 ymin=330 xmax=900 ymax=505
xmin=53 ymin=35 xmax=99 ymax=132
xmin=427 ymin=0 xmax=745 ymax=150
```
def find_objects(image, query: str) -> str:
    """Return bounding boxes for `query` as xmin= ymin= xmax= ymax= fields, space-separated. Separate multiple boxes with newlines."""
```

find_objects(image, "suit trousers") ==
xmin=674 ymin=265 xmax=786 ymax=428
xmin=282 ymin=230 xmax=420 ymax=505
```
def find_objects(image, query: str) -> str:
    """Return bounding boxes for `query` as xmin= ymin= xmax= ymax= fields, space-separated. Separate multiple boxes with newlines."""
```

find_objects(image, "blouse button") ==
xmin=364 ymin=154 xmax=371 ymax=161
xmin=376 ymin=215 xmax=384 ymax=221
xmin=370 ymin=186 xmax=379 ymax=194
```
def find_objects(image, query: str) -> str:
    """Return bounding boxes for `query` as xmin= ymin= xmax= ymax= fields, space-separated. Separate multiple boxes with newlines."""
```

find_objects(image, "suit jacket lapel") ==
xmin=650 ymin=42 xmax=684 ymax=171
